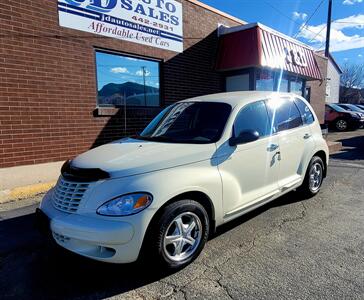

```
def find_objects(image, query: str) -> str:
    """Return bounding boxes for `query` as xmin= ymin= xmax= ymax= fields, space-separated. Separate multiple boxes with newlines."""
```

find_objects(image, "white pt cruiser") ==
xmin=38 ymin=91 xmax=329 ymax=269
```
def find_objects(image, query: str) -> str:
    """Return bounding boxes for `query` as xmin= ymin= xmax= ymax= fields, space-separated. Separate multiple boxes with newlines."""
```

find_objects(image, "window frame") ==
xmin=94 ymin=48 xmax=163 ymax=108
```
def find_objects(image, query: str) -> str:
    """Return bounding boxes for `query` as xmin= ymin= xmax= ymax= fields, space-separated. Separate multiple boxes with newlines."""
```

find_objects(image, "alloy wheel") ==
xmin=336 ymin=119 xmax=347 ymax=131
xmin=163 ymin=212 xmax=202 ymax=262
xmin=309 ymin=162 xmax=323 ymax=192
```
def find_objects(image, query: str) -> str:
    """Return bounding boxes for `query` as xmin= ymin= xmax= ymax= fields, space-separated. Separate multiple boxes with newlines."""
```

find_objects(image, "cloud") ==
xmin=110 ymin=67 xmax=129 ymax=73
xmin=136 ymin=69 xmax=151 ymax=76
xmin=297 ymin=14 xmax=364 ymax=52
xmin=344 ymin=57 xmax=349 ymax=61
xmin=292 ymin=11 xmax=308 ymax=21
xmin=343 ymin=0 xmax=363 ymax=5
xmin=359 ymin=54 xmax=363 ymax=57
xmin=125 ymin=57 xmax=138 ymax=61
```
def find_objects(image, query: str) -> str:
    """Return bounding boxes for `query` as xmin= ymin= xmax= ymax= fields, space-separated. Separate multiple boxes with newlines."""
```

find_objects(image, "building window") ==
xmin=276 ymin=72 xmax=289 ymax=92
xmin=95 ymin=50 xmax=161 ymax=107
xmin=256 ymin=69 xmax=274 ymax=91
xmin=226 ymin=74 xmax=250 ymax=92
xmin=290 ymin=78 xmax=303 ymax=96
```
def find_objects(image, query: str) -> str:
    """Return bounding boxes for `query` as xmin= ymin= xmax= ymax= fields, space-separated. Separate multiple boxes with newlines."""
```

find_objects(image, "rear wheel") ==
xmin=146 ymin=200 xmax=209 ymax=270
xmin=298 ymin=156 xmax=324 ymax=198
xmin=335 ymin=118 xmax=348 ymax=131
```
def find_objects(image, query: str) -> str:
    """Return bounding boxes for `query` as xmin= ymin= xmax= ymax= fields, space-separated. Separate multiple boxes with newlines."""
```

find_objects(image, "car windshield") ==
xmin=135 ymin=102 xmax=232 ymax=144
xmin=328 ymin=104 xmax=347 ymax=112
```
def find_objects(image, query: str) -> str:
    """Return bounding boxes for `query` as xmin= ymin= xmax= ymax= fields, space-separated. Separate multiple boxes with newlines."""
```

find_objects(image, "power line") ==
xmin=332 ymin=21 xmax=364 ymax=25
xmin=293 ymin=0 xmax=326 ymax=39
xmin=262 ymin=0 xmax=326 ymax=40
xmin=307 ymin=25 xmax=327 ymax=43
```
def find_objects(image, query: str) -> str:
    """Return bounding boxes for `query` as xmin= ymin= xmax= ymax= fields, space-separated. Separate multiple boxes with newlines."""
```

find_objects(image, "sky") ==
xmin=199 ymin=0 xmax=364 ymax=67
xmin=96 ymin=52 xmax=160 ymax=90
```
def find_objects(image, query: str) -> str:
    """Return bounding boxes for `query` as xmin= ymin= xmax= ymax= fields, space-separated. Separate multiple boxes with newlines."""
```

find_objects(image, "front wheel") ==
xmin=146 ymin=200 xmax=209 ymax=270
xmin=298 ymin=156 xmax=325 ymax=198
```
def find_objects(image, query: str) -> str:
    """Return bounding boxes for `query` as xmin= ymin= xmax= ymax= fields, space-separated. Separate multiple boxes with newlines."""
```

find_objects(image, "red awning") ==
xmin=216 ymin=23 xmax=322 ymax=80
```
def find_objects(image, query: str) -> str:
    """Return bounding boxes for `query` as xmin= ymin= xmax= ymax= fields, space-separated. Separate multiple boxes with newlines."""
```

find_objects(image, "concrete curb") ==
xmin=327 ymin=141 xmax=343 ymax=154
xmin=0 ymin=161 xmax=63 ymax=204
xmin=0 ymin=181 xmax=56 ymax=204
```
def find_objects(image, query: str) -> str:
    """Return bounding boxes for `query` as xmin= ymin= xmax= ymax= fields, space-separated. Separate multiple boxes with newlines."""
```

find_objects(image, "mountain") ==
xmin=98 ymin=82 xmax=159 ymax=98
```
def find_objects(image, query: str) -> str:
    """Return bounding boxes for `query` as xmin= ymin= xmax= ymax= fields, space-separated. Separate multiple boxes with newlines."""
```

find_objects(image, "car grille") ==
xmin=52 ymin=177 xmax=90 ymax=213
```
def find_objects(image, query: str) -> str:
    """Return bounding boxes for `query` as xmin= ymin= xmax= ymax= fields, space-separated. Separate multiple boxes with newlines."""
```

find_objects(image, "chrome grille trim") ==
xmin=52 ymin=177 xmax=90 ymax=213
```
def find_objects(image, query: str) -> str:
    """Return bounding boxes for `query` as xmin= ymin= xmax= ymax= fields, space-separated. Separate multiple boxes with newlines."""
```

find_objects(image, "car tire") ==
xmin=298 ymin=156 xmax=325 ymax=198
xmin=146 ymin=200 xmax=209 ymax=270
xmin=335 ymin=118 xmax=348 ymax=131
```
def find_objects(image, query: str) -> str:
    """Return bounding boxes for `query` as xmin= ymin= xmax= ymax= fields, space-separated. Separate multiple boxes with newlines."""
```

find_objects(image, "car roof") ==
xmin=179 ymin=91 xmax=299 ymax=108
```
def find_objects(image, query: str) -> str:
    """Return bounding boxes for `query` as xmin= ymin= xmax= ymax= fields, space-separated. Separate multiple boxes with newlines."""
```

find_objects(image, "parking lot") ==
xmin=0 ymin=130 xmax=363 ymax=300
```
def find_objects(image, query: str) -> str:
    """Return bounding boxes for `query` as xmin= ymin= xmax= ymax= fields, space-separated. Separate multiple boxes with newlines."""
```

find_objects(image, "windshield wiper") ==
xmin=132 ymin=135 xmax=176 ymax=143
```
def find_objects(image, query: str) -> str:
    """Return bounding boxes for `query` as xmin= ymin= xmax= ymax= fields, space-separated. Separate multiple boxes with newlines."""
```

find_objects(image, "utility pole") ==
xmin=325 ymin=0 xmax=332 ymax=58
xmin=141 ymin=66 xmax=147 ymax=106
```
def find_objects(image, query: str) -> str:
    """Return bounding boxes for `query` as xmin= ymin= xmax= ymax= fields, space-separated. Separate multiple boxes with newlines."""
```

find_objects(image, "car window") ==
xmin=295 ymin=98 xmax=314 ymax=124
xmin=266 ymin=98 xmax=303 ymax=132
xmin=139 ymin=102 xmax=232 ymax=144
xmin=338 ymin=104 xmax=352 ymax=111
xmin=343 ymin=104 xmax=363 ymax=112
xmin=233 ymin=100 xmax=271 ymax=138
xmin=329 ymin=103 xmax=347 ymax=112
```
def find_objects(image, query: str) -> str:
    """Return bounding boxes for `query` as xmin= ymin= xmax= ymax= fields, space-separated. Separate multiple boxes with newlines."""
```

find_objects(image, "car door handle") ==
xmin=267 ymin=144 xmax=279 ymax=151
xmin=303 ymin=133 xmax=312 ymax=139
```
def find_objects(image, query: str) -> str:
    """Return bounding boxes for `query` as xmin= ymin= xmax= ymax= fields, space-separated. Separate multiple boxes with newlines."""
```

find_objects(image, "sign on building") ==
xmin=57 ymin=0 xmax=183 ymax=52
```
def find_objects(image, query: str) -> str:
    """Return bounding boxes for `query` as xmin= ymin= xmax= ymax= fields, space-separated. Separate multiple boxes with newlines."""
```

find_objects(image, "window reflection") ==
xmin=95 ymin=51 xmax=160 ymax=107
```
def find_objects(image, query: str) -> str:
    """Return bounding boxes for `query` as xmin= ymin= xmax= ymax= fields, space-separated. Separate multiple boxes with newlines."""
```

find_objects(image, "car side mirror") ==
xmin=229 ymin=130 xmax=260 ymax=146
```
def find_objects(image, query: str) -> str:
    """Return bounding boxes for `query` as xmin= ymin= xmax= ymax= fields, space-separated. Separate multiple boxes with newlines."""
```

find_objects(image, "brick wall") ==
xmin=0 ymin=0 xmax=243 ymax=168
xmin=307 ymin=53 xmax=328 ymax=124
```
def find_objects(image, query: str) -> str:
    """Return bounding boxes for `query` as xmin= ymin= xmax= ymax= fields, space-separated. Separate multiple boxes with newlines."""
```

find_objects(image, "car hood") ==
xmin=71 ymin=138 xmax=216 ymax=178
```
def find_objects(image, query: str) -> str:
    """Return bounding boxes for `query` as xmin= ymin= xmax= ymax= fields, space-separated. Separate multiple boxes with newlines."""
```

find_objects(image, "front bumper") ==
xmin=349 ymin=118 xmax=364 ymax=128
xmin=38 ymin=191 xmax=145 ymax=263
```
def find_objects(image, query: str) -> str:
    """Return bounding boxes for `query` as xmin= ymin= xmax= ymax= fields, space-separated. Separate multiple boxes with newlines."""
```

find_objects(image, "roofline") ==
xmin=219 ymin=22 xmax=315 ymax=51
xmin=185 ymin=0 xmax=246 ymax=25
xmin=316 ymin=50 xmax=343 ymax=74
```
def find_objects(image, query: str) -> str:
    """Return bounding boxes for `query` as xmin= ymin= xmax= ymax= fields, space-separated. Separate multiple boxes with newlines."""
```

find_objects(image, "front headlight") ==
xmin=97 ymin=193 xmax=153 ymax=216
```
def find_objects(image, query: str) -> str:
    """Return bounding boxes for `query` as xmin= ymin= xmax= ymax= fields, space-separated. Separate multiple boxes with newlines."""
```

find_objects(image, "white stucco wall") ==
xmin=325 ymin=59 xmax=341 ymax=103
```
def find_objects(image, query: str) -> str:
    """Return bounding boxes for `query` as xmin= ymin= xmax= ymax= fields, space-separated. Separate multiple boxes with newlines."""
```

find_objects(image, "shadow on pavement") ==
xmin=330 ymin=134 xmax=364 ymax=161
xmin=214 ymin=191 xmax=305 ymax=238
xmin=0 ymin=190 xmax=306 ymax=299
xmin=0 ymin=212 xmax=175 ymax=299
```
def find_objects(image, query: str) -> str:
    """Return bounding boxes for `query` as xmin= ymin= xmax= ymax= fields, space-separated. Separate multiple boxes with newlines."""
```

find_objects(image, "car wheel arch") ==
xmin=138 ymin=191 xmax=216 ymax=261
xmin=312 ymin=150 xmax=327 ymax=178
xmin=154 ymin=191 xmax=215 ymax=231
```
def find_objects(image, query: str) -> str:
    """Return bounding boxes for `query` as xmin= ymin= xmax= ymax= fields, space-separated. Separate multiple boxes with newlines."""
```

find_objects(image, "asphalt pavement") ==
xmin=0 ymin=130 xmax=363 ymax=300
